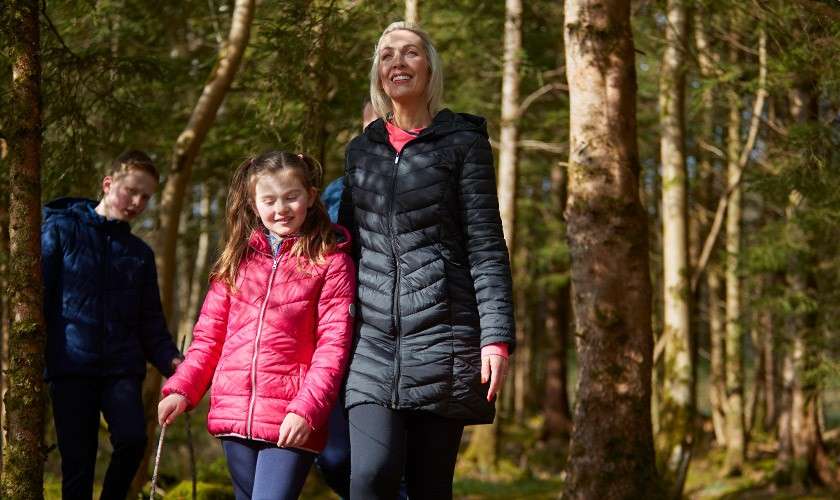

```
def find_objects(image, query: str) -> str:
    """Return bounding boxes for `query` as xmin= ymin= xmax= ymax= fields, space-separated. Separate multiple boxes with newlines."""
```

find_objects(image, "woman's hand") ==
xmin=158 ymin=394 xmax=188 ymax=426
xmin=481 ymin=354 xmax=509 ymax=402
xmin=277 ymin=412 xmax=312 ymax=448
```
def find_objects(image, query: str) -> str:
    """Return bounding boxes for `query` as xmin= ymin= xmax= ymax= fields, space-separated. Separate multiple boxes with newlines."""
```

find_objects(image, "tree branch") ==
xmin=517 ymin=82 xmax=568 ymax=119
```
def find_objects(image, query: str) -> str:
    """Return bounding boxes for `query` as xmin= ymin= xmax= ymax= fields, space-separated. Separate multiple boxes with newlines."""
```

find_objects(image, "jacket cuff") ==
xmin=481 ymin=343 xmax=509 ymax=359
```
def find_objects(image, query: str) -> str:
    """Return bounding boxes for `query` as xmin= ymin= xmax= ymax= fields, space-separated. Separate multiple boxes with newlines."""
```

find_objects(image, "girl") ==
xmin=158 ymin=151 xmax=355 ymax=500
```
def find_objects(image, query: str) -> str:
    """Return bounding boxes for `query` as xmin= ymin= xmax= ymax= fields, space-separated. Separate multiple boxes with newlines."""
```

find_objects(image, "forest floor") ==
xmin=41 ymin=399 xmax=840 ymax=499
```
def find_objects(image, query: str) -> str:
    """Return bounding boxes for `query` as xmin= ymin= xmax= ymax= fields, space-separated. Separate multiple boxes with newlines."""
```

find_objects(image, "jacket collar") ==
xmin=44 ymin=197 xmax=131 ymax=235
xmin=363 ymin=108 xmax=488 ymax=146
xmin=247 ymin=224 xmax=352 ymax=257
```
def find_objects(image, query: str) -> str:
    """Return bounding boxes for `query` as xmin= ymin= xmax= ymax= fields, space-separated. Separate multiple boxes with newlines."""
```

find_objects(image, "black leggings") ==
xmin=348 ymin=404 xmax=464 ymax=500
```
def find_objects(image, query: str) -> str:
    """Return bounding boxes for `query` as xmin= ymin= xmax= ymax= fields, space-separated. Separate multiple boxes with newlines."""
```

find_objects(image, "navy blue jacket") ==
xmin=41 ymin=198 xmax=180 ymax=379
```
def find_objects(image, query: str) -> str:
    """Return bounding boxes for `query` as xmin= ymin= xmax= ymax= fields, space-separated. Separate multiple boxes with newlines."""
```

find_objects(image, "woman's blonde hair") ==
xmin=210 ymin=151 xmax=335 ymax=291
xmin=369 ymin=21 xmax=444 ymax=119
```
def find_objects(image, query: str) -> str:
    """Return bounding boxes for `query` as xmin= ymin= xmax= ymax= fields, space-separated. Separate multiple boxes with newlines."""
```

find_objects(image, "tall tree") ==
xmin=656 ymin=0 xmax=693 ymax=494
xmin=1 ymin=0 xmax=47 ymax=497
xmin=562 ymin=1 xmax=658 ymax=497
xmin=132 ymin=0 xmax=256 ymax=493
xmin=497 ymin=0 xmax=527 ymax=423
xmin=406 ymin=0 xmax=419 ymax=24
xmin=541 ymin=161 xmax=572 ymax=441
xmin=722 ymin=36 xmax=745 ymax=476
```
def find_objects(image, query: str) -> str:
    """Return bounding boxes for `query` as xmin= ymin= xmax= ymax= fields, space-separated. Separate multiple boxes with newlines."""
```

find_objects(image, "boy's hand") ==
xmin=170 ymin=356 xmax=183 ymax=373
xmin=277 ymin=412 xmax=311 ymax=448
xmin=158 ymin=394 xmax=188 ymax=426
xmin=481 ymin=354 xmax=509 ymax=402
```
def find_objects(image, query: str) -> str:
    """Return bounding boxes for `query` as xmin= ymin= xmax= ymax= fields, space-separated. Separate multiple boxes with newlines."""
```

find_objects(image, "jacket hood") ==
xmin=43 ymin=197 xmax=131 ymax=233
xmin=363 ymin=108 xmax=488 ymax=145
xmin=247 ymin=224 xmax=352 ymax=256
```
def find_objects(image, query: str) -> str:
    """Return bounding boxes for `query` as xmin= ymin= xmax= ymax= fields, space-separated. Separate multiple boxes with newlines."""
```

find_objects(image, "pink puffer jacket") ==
xmin=162 ymin=226 xmax=355 ymax=452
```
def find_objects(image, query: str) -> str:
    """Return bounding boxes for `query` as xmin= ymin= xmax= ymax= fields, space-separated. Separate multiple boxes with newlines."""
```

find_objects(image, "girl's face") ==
xmin=378 ymin=30 xmax=430 ymax=107
xmin=252 ymin=169 xmax=317 ymax=238
xmin=101 ymin=169 xmax=157 ymax=221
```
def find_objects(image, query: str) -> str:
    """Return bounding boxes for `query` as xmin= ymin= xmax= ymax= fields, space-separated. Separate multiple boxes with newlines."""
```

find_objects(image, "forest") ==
xmin=2 ymin=0 xmax=840 ymax=498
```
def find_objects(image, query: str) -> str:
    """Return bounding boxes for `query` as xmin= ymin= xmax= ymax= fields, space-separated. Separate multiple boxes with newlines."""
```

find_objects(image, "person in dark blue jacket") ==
xmin=42 ymin=150 xmax=182 ymax=500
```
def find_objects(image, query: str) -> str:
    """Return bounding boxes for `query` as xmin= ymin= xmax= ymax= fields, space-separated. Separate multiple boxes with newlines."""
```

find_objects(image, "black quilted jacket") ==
xmin=339 ymin=109 xmax=515 ymax=424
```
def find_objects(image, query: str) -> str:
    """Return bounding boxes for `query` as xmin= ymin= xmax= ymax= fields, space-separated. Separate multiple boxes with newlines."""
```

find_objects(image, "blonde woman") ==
xmin=339 ymin=22 xmax=515 ymax=500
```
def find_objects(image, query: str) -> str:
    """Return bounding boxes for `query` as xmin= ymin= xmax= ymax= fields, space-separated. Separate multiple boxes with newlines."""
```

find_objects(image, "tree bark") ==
xmin=562 ymin=1 xmax=658 ymax=497
xmin=656 ymin=0 xmax=693 ymax=495
xmin=405 ymin=0 xmax=419 ymax=24
xmin=0 ymin=193 xmax=9 ymax=474
xmin=132 ymin=1 xmax=255 ymax=494
xmin=1 ymin=1 xmax=47 ymax=497
xmin=693 ymin=8 xmax=727 ymax=449
xmin=499 ymin=0 xmax=525 ymax=424
xmin=722 ymin=46 xmax=745 ymax=476
xmin=542 ymin=162 xmax=572 ymax=441
xmin=498 ymin=0 xmax=521 ymax=255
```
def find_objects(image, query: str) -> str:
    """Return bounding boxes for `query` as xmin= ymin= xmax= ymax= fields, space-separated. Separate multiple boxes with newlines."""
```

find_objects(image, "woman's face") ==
xmin=378 ymin=30 xmax=430 ymax=108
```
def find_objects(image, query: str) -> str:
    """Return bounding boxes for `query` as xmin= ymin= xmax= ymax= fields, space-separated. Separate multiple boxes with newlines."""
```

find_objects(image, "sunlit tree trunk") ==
xmin=1 ymin=1 xmax=47 ymax=497
xmin=722 ymin=49 xmax=745 ymax=476
xmin=405 ymin=0 xmax=419 ymax=24
xmin=563 ymin=1 xmax=658 ymax=497
xmin=132 ymin=1 xmax=255 ymax=494
xmin=0 ymin=194 xmax=9 ymax=474
xmin=656 ymin=0 xmax=693 ymax=494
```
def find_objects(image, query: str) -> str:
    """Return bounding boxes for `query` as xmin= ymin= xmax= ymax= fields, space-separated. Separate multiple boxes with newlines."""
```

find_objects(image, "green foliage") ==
xmin=163 ymin=481 xmax=233 ymax=500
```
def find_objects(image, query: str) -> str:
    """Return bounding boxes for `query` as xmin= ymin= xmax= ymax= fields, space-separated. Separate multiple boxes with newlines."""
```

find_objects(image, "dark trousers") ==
xmin=348 ymin=404 xmax=464 ymax=500
xmin=221 ymin=438 xmax=315 ymax=500
xmin=49 ymin=376 xmax=147 ymax=500
xmin=315 ymin=404 xmax=351 ymax=498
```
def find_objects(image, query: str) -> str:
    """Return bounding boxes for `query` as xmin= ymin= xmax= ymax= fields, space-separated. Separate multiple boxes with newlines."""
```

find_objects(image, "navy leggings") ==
xmin=348 ymin=404 xmax=464 ymax=500
xmin=50 ymin=376 xmax=147 ymax=500
xmin=221 ymin=438 xmax=315 ymax=500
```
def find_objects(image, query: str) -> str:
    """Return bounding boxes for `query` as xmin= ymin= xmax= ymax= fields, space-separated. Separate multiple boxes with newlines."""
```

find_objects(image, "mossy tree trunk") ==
xmin=1 ymin=1 xmax=47 ymax=497
xmin=562 ymin=0 xmax=659 ymax=497
xmin=132 ymin=1 xmax=256 ymax=495
xmin=722 ymin=63 xmax=745 ymax=476
xmin=656 ymin=0 xmax=694 ymax=495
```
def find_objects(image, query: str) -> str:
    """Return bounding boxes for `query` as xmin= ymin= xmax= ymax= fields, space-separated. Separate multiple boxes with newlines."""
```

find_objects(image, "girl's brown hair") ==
xmin=210 ymin=150 xmax=336 ymax=290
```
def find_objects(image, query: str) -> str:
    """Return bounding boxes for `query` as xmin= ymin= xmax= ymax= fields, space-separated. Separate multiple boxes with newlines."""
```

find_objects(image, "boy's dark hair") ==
xmin=108 ymin=150 xmax=160 ymax=183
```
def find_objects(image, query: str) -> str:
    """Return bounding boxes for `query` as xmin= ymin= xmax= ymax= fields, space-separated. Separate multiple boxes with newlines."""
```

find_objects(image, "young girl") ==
xmin=158 ymin=151 xmax=355 ymax=500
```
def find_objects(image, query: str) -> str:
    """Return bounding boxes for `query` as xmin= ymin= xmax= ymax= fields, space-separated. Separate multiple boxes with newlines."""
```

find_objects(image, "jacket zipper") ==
xmin=390 ymin=152 xmax=402 ymax=408
xmin=246 ymin=249 xmax=281 ymax=438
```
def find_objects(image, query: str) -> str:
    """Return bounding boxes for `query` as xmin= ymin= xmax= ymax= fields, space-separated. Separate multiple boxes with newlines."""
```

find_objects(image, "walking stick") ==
xmin=150 ymin=424 xmax=167 ymax=499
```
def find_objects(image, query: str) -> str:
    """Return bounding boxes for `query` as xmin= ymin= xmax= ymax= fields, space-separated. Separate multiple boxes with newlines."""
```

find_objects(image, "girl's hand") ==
xmin=481 ymin=354 xmax=509 ymax=402
xmin=277 ymin=412 xmax=311 ymax=448
xmin=158 ymin=394 xmax=188 ymax=426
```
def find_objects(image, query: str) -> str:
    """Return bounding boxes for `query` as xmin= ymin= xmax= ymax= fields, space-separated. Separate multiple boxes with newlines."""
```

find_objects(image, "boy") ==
xmin=41 ymin=150 xmax=181 ymax=499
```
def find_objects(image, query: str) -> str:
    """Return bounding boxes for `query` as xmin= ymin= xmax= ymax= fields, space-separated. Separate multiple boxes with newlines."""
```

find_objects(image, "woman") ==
xmin=339 ymin=21 xmax=515 ymax=500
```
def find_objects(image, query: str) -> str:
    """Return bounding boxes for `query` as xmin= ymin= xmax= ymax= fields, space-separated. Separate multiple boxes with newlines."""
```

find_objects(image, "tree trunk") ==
xmin=762 ymin=306 xmax=777 ymax=431
xmin=177 ymin=184 xmax=213 ymax=350
xmin=0 ymin=193 xmax=9 ymax=474
xmin=722 ymin=55 xmax=745 ymax=476
xmin=562 ymin=1 xmax=658 ymax=497
xmin=656 ymin=0 xmax=693 ymax=495
xmin=693 ymin=8 xmax=728 ymax=449
xmin=542 ymin=162 xmax=572 ymax=441
xmin=708 ymin=264 xmax=728 ymax=446
xmin=513 ymin=246 xmax=530 ymax=424
xmin=132 ymin=1 xmax=255 ymax=494
xmin=499 ymin=0 xmax=524 ymax=424
xmin=405 ymin=0 xmax=419 ymax=24
xmin=1 ymin=1 xmax=47 ymax=497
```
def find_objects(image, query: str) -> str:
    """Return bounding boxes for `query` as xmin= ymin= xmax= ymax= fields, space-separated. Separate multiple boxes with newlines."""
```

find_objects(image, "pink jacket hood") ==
xmin=162 ymin=224 xmax=355 ymax=452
